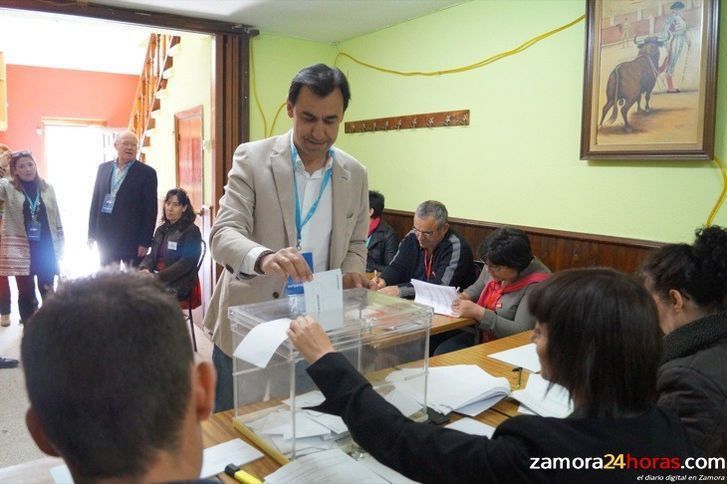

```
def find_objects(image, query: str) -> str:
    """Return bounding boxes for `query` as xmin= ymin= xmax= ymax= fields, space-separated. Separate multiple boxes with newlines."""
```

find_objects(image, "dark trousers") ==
xmin=0 ymin=276 xmax=10 ymax=315
xmin=213 ymin=345 xmax=234 ymax=412
xmin=16 ymin=271 xmax=55 ymax=323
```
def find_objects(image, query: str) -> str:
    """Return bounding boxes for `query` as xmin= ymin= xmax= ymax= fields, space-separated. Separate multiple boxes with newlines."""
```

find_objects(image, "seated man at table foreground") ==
xmin=22 ymin=271 xmax=216 ymax=483
xmin=374 ymin=200 xmax=476 ymax=298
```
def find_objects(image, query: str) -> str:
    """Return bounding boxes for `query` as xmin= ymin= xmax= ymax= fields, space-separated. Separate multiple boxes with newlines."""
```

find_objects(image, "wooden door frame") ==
xmin=0 ymin=0 xmax=254 ymax=237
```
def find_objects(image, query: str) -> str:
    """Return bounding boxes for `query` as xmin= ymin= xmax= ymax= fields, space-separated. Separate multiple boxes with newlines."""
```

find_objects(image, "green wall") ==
xmin=251 ymin=0 xmax=727 ymax=243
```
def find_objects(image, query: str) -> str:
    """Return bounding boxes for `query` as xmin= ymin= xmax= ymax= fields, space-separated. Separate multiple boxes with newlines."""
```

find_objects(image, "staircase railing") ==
xmin=129 ymin=33 xmax=180 ymax=161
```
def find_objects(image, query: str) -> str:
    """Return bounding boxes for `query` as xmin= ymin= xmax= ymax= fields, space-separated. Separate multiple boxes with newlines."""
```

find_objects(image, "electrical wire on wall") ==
xmin=706 ymin=156 xmax=727 ymax=227
xmin=333 ymin=15 xmax=585 ymax=77
xmin=249 ymin=14 xmax=585 ymax=137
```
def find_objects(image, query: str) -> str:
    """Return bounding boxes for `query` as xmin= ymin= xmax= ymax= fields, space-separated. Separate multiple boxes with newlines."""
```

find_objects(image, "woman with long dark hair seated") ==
xmin=288 ymin=268 xmax=694 ymax=483
xmin=140 ymin=188 xmax=201 ymax=300
xmin=640 ymin=225 xmax=727 ymax=457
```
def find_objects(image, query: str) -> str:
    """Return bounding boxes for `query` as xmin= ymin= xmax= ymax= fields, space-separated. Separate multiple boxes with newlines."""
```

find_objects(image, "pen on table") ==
xmin=512 ymin=366 xmax=523 ymax=389
xmin=224 ymin=464 xmax=262 ymax=484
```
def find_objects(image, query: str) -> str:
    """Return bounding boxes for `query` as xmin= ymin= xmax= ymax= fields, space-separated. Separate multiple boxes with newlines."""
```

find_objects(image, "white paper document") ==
xmin=386 ymin=365 xmax=510 ymax=415
xmin=233 ymin=317 xmax=291 ymax=368
xmin=410 ymin=279 xmax=458 ymax=316
xmin=511 ymin=374 xmax=573 ymax=418
xmin=264 ymin=448 xmax=387 ymax=483
xmin=200 ymin=438 xmax=264 ymax=478
xmin=489 ymin=343 xmax=541 ymax=373
xmin=446 ymin=417 xmax=496 ymax=437
xmin=304 ymin=269 xmax=344 ymax=330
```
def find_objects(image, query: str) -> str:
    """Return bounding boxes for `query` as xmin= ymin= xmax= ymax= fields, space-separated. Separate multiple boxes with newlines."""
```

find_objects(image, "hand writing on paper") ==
xmin=288 ymin=316 xmax=335 ymax=364
xmin=259 ymin=247 xmax=313 ymax=282
xmin=451 ymin=299 xmax=485 ymax=320
xmin=457 ymin=290 xmax=472 ymax=301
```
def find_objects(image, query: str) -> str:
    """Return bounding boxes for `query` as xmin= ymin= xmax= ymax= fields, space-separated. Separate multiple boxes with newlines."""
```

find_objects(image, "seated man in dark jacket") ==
xmin=375 ymin=200 xmax=475 ymax=298
xmin=366 ymin=190 xmax=398 ymax=273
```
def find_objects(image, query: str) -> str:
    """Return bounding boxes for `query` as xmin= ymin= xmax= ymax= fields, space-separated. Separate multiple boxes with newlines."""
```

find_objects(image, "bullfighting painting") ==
xmin=581 ymin=0 xmax=717 ymax=160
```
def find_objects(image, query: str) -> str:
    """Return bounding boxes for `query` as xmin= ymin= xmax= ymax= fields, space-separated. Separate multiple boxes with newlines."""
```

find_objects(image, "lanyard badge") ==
xmin=22 ymin=188 xmax=42 ymax=241
xmin=291 ymin=145 xmax=333 ymax=250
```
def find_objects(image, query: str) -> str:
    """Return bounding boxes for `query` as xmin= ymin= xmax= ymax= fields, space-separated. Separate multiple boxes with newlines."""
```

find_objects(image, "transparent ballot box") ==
xmin=229 ymin=288 xmax=432 ymax=460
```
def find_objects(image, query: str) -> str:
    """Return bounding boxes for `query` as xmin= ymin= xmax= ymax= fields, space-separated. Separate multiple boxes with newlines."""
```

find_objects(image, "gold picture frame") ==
xmin=580 ymin=0 xmax=719 ymax=160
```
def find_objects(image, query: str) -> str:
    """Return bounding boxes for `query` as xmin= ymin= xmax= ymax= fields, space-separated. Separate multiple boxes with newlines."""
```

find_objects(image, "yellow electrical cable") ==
xmin=706 ymin=156 xmax=727 ymax=227
xmin=334 ymin=14 xmax=585 ymax=77
xmin=261 ymin=14 xmax=584 ymax=135
xmin=249 ymin=38 xmax=268 ymax=137
xmin=267 ymin=102 xmax=288 ymax=138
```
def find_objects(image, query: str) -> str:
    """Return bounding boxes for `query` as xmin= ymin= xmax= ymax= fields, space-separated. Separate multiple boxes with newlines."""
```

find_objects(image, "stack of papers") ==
xmin=510 ymin=374 xmax=573 ymax=418
xmin=488 ymin=343 xmax=541 ymax=373
xmin=265 ymin=448 xmax=410 ymax=484
xmin=385 ymin=365 xmax=510 ymax=416
xmin=245 ymin=392 xmax=349 ymax=457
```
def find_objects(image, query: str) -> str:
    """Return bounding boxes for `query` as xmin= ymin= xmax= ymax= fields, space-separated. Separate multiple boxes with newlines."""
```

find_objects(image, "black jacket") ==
xmin=140 ymin=220 xmax=202 ymax=300
xmin=658 ymin=310 xmax=727 ymax=457
xmin=307 ymin=353 xmax=694 ymax=484
xmin=366 ymin=219 xmax=398 ymax=272
xmin=88 ymin=160 xmax=157 ymax=265
xmin=382 ymin=229 xmax=476 ymax=298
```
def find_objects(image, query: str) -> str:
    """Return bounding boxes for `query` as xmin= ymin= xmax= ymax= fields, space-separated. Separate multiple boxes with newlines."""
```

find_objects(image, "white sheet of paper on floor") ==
xmin=200 ymin=438 xmax=263 ymax=478
xmin=263 ymin=448 xmax=388 ymax=484
xmin=232 ymin=317 xmax=291 ymax=368
xmin=488 ymin=343 xmax=541 ymax=373
xmin=445 ymin=417 xmax=496 ymax=438
xmin=510 ymin=373 xmax=573 ymax=418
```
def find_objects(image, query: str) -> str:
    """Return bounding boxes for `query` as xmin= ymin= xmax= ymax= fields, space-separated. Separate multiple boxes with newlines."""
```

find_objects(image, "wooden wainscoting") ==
xmin=383 ymin=209 xmax=663 ymax=274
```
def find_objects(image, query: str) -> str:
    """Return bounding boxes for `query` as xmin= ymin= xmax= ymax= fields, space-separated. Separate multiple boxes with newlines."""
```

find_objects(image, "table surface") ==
xmin=0 ymin=331 xmax=535 ymax=483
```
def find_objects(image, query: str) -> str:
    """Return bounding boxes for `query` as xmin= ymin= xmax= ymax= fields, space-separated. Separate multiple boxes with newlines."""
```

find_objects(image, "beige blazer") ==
xmin=204 ymin=132 xmax=369 ymax=355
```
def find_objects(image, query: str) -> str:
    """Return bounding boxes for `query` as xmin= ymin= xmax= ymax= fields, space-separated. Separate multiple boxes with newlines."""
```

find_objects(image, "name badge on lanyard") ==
xmin=167 ymin=241 xmax=178 ymax=251
xmin=102 ymin=194 xmax=116 ymax=214
xmin=27 ymin=221 xmax=41 ymax=241
xmin=23 ymin=188 xmax=42 ymax=241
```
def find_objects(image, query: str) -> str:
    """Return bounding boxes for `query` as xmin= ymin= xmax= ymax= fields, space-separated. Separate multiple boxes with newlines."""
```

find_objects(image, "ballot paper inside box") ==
xmin=229 ymin=288 xmax=432 ymax=460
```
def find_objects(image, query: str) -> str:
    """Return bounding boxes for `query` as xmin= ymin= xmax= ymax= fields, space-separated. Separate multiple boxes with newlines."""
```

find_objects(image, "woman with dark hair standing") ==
xmin=436 ymin=227 xmax=549 ymax=354
xmin=287 ymin=268 xmax=693 ymax=483
xmin=0 ymin=151 xmax=63 ymax=324
xmin=140 ymin=188 xmax=202 ymax=300
xmin=641 ymin=226 xmax=727 ymax=457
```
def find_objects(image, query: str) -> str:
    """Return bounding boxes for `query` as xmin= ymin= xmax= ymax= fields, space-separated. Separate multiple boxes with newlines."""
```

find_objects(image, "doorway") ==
xmin=43 ymin=120 xmax=121 ymax=277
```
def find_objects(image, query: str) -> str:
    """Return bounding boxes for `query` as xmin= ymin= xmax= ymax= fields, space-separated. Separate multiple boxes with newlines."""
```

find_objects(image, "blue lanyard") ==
xmin=22 ymin=187 xmax=41 ymax=221
xmin=110 ymin=160 xmax=134 ymax=196
xmin=291 ymin=146 xmax=332 ymax=249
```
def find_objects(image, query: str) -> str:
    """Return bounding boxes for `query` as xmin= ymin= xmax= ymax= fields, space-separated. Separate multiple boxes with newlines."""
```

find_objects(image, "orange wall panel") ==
xmin=0 ymin=65 xmax=138 ymax=171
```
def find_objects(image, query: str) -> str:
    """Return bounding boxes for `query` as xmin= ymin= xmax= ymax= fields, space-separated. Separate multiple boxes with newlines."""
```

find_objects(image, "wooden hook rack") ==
xmin=344 ymin=109 xmax=469 ymax=134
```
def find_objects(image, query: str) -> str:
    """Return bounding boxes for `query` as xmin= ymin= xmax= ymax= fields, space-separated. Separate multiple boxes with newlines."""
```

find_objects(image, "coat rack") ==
xmin=344 ymin=109 xmax=469 ymax=134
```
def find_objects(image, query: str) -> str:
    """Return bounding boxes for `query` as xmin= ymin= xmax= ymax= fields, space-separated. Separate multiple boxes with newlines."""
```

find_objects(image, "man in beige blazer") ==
xmin=204 ymin=64 xmax=370 ymax=410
